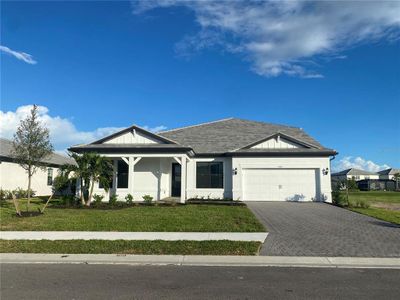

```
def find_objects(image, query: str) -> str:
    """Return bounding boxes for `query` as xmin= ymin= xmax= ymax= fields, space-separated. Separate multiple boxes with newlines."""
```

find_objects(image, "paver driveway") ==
xmin=246 ymin=202 xmax=400 ymax=257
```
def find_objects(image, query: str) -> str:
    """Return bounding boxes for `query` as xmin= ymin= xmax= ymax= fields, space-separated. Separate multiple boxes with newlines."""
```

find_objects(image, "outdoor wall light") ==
xmin=322 ymin=168 xmax=329 ymax=175
xmin=233 ymin=168 xmax=238 ymax=175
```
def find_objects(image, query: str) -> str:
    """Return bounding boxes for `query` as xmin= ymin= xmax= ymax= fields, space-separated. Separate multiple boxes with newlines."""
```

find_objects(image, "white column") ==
xmin=180 ymin=156 xmax=187 ymax=203
xmin=128 ymin=156 xmax=134 ymax=196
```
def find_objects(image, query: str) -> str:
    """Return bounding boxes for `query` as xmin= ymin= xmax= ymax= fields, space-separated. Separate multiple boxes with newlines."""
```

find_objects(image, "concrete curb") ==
xmin=0 ymin=232 xmax=268 ymax=242
xmin=1 ymin=253 xmax=399 ymax=269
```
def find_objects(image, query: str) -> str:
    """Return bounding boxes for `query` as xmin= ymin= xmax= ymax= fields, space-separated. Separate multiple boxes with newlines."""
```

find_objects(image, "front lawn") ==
xmin=0 ymin=199 xmax=265 ymax=232
xmin=343 ymin=191 xmax=400 ymax=225
xmin=345 ymin=191 xmax=400 ymax=204
xmin=0 ymin=240 xmax=261 ymax=255
xmin=350 ymin=207 xmax=400 ymax=225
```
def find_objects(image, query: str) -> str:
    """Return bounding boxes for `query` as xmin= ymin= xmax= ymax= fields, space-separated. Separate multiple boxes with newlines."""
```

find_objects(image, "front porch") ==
xmin=93 ymin=154 xmax=189 ymax=203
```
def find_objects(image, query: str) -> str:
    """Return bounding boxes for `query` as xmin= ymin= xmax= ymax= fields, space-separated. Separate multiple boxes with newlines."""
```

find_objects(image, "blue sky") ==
xmin=1 ymin=1 xmax=399 ymax=171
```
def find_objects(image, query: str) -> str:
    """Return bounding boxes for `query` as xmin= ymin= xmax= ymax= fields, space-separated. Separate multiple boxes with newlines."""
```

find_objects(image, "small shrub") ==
xmin=332 ymin=190 xmax=348 ymax=207
xmin=93 ymin=194 xmax=104 ymax=206
xmin=142 ymin=194 xmax=153 ymax=205
xmin=125 ymin=194 xmax=134 ymax=205
xmin=109 ymin=194 xmax=118 ymax=206
xmin=60 ymin=195 xmax=77 ymax=207
xmin=350 ymin=199 xmax=370 ymax=209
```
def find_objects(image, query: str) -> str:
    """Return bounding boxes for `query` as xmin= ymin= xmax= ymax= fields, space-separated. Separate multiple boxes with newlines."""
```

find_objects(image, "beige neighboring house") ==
xmin=331 ymin=168 xmax=379 ymax=181
xmin=0 ymin=138 xmax=75 ymax=196
xmin=377 ymin=168 xmax=400 ymax=180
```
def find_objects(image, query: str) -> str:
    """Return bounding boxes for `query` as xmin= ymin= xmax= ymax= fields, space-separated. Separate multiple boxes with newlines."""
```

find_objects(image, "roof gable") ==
xmin=91 ymin=125 xmax=177 ymax=145
xmin=243 ymin=133 xmax=318 ymax=150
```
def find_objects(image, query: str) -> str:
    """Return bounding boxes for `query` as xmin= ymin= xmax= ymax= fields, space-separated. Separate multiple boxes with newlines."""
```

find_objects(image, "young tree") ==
xmin=12 ymin=105 xmax=53 ymax=212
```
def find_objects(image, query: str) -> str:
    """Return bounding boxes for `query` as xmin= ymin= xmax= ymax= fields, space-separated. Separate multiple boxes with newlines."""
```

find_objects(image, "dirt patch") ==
xmin=16 ymin=211 xmax=43 ymax=218
xmin=371 ymin=202 xmax=400 ymax=211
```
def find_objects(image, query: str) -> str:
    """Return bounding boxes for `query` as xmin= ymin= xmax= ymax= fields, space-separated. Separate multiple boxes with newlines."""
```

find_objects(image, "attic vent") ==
xmin=276 ymin=135 xmax=280 ymax=143
xmin=131 ymin=129 xmax=136 ymax=137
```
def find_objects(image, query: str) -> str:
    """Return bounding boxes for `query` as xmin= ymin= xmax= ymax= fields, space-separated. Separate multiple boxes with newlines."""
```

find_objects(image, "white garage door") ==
xmin=242 ymin=168 xmax=318 ymax=201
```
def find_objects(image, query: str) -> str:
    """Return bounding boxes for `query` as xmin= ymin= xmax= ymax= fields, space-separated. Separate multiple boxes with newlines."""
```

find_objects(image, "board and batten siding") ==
xmin=104 ymin=130 xmax=162 ymax=144
xmin=251 ymin=137 xmax=303 ymax=149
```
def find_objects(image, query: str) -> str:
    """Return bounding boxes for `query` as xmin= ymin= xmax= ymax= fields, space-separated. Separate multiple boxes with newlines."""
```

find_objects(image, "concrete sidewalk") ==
xmin=1 ymin=253 xmax=399 ymax=269
xmin=0 ymin=231 xmax=268 ymax=242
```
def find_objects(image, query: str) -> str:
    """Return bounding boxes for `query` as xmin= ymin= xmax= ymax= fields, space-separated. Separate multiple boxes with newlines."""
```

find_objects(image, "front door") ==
xmin=171 ymin=163 xmax=181 ymax=197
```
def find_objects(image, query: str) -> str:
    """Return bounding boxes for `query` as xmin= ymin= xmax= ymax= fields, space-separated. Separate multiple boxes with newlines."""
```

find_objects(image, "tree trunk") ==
xmin=87 ymin=177 xmax=95 ymax=207
xmin=27 ymin=171 xmax=32 ymax=212
xmin=80 ymin=177 xmax=85 ymax=205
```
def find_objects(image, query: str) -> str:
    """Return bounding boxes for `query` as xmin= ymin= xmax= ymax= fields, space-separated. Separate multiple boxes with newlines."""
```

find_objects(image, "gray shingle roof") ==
xmin=378 ymin=168 xmax=400 ymax=175
xmin=159 ymin=118 xmax=335 ymax=154
xmin=332 ymin=168 xmax=378 ymax=176
xmin=0 ymin=138 xmax=75 ymax=166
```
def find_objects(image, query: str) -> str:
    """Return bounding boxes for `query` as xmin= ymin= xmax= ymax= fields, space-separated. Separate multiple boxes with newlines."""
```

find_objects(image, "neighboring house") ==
xmin=357 ymin=179 xmax=397 ymax=191
xmin=0 ymin=138 xmax=75 ymax=196
xmin=331 ymin=168 xmax=379 ymax=182
xmin=69 ymin=118 xmax=337 ymax=203
xmin=377 ymin=168 xmax=400 ymax=180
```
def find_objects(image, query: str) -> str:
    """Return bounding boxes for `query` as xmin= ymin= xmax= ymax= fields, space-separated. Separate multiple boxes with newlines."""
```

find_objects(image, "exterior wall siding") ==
xmin=251 ymin=137 xmax=303 ymax=149
xmin=0 ymin=161 xmax=57 ymax=196
xmin=104 ymin=131 xmax=161 ymax=144
xmin=186 ymin=157 xmax=233 ymax=199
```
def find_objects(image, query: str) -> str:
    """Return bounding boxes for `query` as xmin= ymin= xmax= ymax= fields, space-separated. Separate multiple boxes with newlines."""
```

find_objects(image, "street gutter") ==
xmin=1 ymin=253 xmax=399 ymax=269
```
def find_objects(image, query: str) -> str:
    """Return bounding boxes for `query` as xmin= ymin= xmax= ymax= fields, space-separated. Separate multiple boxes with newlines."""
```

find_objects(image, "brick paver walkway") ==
xmin=247 ymin=202 xmax=400 ymax=257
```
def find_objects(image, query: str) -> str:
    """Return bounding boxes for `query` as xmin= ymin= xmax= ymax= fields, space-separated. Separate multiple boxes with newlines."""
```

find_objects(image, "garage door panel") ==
xmin=243 ymin=168 xmax=318 ymax=201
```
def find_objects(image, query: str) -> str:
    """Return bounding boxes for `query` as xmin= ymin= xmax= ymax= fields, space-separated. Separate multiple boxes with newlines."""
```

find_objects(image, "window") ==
xmin=196 ymin=162 xmax=223 ymax=188
xmin=117 ymin=160 xmax=128 ymax=188
xmin=47 ymin=168 xmax=53 ymax=186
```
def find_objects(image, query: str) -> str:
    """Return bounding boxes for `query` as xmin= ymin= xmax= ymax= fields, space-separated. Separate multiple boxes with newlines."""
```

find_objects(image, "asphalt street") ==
xmin=1 ymin=264 xmax=400 ymax=299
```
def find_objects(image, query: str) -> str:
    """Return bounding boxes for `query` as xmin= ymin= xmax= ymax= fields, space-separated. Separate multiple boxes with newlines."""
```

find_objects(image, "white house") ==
xmin=377 ymin=168 xmax=400 ymax=180
xmin=331 ymin=168 xmax=380 ymax=181
xmin=0 ymin=138 xmax=75 ymax=196
xmin=69 ymin=118 xmax=337 ymax=203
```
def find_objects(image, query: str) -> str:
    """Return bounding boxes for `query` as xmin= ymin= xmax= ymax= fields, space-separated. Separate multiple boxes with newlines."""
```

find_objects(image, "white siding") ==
xmin=0 ymin=161 xmax=58 ymax=196
xmin=90 ymin=157 xmax=172 ymax=201
xmin=186 ymin=157 xmax=233 ymax=199
xmin=232 ymin=157 xmax=332 ymax=202
xmin=104 ymin=130 xmax=162 ymax=144
xmin=347 ymin=174 xmax=379 ymax=181
xmin=251 ymin=137 xmax=303 ymax=149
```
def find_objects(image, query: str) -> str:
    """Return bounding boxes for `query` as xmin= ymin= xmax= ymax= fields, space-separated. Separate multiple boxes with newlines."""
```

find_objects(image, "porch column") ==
xmin=128 ymin=156 xmax=134 ymax=196
xmin=180 ymin=156 xmax=187 ymax=203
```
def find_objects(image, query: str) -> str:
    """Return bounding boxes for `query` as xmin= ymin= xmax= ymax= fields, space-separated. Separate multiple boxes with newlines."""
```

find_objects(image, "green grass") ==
xmin=350 ymin=207 xmax=400 ymax=225
xmin=0 ymin=240 xmax=261 ymax=255
xmin=345 ymin=191 xmax=400 ymax=204
xmin=341 ymin=191 xmax=400 ymax=225
xmin=0 ymin=199 xmax=265 ymax=232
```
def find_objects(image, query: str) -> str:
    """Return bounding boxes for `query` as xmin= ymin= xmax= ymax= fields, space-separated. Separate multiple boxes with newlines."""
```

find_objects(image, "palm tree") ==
xmin=61 ymin=152 xmax=91 ymax=205
xmin=61 ymin=152 xmax=113 ymax=206
xmin=87 ymin=153 xmax=113 ymax=206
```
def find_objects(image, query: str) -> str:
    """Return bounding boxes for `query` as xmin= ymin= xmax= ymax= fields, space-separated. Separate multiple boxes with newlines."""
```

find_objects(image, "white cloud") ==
xmin=0 ymin=45 xmax=37 ymax=64
xmin=0 ymin=105 xmax=166 ymax=152
xmin=132 ymin=0 xmax=400 ymax=78
xmin=333 ymin=156 xmax=390 ymax=173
